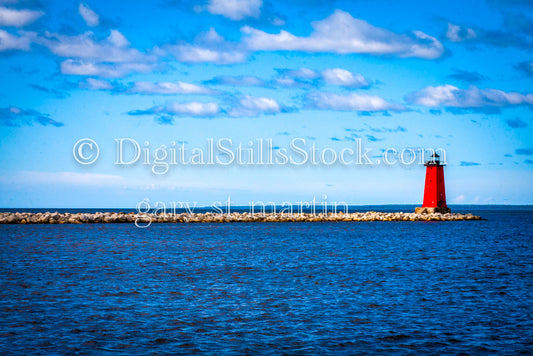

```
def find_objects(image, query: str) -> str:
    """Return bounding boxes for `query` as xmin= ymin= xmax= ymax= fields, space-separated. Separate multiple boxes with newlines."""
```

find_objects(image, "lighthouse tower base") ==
xmin=415 ymin=207 xmax=451 ymax=214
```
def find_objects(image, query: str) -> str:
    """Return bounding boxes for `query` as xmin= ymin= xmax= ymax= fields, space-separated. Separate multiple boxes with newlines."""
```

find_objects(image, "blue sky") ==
xmin=0 ymin=0 xmax=532 ymax=208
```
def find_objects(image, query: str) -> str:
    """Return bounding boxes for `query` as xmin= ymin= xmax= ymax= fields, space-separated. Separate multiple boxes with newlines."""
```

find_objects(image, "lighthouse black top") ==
xmin=425 ymin=153 xmax=445 ymax=166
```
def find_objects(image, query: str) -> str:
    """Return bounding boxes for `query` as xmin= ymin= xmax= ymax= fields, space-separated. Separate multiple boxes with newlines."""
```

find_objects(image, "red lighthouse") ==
xmin=416 ymin=153 xmax=451 ymax=214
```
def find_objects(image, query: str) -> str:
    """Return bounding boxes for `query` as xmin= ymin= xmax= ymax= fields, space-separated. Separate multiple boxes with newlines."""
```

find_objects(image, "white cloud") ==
xmin=131 ymin=96 xmax=281 ymax=119
xmin=205 ymin=0 xmax=262 ymax=20
xmin=272 ymin=18 xmax=285 ymax=26
xmin=78 ymin=79 xmax=217 ymax=94
xmin=308 ymin=92 xmax=405 ymax=112
xmin=128 ymin=81 xmax=215 ymax=95
xmin=169 ymin=28 xmax=246 ymax=64
xmin=131 ymin=101 xmax=221 ymax=118
xmin=452 ymin=194 xmax=465 ymax=203
xmin=273 ymin=67 xmax=370 ymax=88
xmin=230 ymin=95 xmax=281 ymax=117
xmin=79 ymin=3 xmax=99 ymax=27
xmin=60 ymin=59 xmax=155 ymax=78
xmin=240 ymin=96 xmax=279 ymax=111
xmin=0 ymin=6 xmax=43 ymax=27
xmin=175 ymin=45 xmax=246 ymax=64
xmin=0 ymin=29 xmax=33 ymax=51
xmin=198 ymin=27 xmax=224 ymax=43
xmin=446 ymin=23 xmax=477 ymax=42
xmin=274 ymin=77 xmax=299 ymax=87
xmin=273 ymin=68 xmax=319 ymax=87
xmin=42 ymin=30 xmax=150 ymax=63
xmin=42 ymin=29 xmax=157 ymax=77
xmin=407 ymin=85 xmax=533 ymax=110
xmin=0 ymin=106 xmax=63 ymax=127
xmin=242 ymin=10 xmax=444 ymax=59
xmin=107 ymin=29 xmax=129 ymax=47
xmin=80 ymin=78 xmax=114 ymax=90
xmin=161 ymin=102 xmax=221 ymax=117
xmin=321 ymin=68 xmax=369 ymax=87
xmin=283 ymin=68 xmax=319 ymax=79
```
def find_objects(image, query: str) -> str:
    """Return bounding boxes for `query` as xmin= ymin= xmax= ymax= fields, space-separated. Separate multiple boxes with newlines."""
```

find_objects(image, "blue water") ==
xmin=1 ymin=207 xmax=532 ymax=354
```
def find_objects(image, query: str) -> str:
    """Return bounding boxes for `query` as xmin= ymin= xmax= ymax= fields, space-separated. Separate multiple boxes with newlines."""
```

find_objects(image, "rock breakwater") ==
xmin=0 ymin=211 xmax=482 ymax=224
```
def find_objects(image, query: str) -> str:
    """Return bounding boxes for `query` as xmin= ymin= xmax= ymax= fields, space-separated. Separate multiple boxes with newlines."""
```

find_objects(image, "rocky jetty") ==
xmin=0 ymin=211 xmax=482 ymax=224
